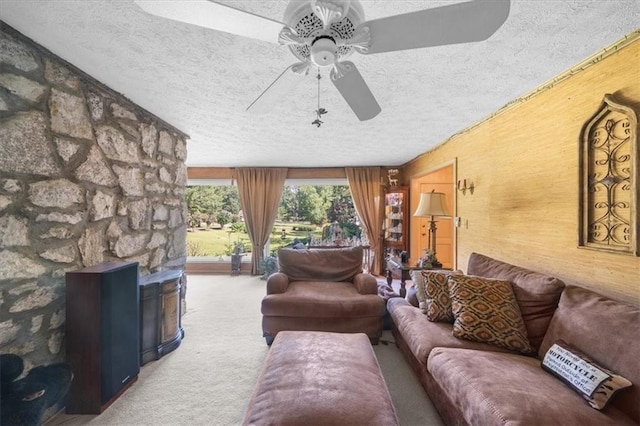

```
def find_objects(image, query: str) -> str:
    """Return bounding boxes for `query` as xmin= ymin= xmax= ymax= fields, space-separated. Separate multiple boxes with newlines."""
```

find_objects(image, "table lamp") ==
xmin=413 ymin=190 xmax=451 ymax=268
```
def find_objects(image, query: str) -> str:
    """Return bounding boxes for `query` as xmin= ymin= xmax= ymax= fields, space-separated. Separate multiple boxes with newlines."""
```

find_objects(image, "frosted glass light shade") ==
xmin=413 ymin=192 xmax=451 ymax=217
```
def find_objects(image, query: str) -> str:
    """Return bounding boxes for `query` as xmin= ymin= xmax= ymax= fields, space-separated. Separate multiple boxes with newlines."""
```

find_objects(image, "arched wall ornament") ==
xmin=579 ymin=94 xmax=639 ymax=256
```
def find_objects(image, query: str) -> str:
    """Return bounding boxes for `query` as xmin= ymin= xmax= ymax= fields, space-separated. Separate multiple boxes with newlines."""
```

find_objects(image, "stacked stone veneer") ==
xmin=0 ymin=25 xmax=188 ymax=365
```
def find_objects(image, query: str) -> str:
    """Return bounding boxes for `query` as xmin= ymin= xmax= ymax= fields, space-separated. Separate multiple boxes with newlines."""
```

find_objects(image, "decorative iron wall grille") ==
xmin=579 ymin=94 xmax=638 ymax=255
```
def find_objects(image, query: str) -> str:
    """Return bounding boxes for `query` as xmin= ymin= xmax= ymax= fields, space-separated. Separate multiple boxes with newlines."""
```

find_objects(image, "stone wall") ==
xmin=0 ymin=24 xmax=188 ymax=366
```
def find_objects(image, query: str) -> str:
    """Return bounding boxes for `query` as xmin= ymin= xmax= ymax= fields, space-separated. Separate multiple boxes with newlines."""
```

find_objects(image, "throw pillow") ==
xmin=422 ymin=270 xmax=457 ymax=322
xmin=448 ymin=274 xmax=534 ymax=354
xmin=541 ymin=340 xmax=632 ymax=410
xmin=410 ymin=270 xmax=427 ymax=310
xmin=411 ymin=270 xmax=459 ymax=322
xmin=405 ymin=285 xmax=419 ymax=307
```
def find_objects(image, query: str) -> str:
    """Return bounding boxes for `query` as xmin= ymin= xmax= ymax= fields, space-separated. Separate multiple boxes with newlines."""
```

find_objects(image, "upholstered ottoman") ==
xmin=242 ymin=331 xmax=399 ymax=426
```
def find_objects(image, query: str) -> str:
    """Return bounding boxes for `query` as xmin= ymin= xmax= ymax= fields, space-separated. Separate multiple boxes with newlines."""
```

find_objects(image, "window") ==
xmin=185 ymin=182 xmax=363 ymax=261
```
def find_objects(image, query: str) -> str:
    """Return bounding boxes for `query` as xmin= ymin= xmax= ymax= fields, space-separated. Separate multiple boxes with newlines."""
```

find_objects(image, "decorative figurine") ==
xmin=387 ymin=168 xmax=399 ymax=187
xmin=419 ymin=248 xmax=435 ymax=269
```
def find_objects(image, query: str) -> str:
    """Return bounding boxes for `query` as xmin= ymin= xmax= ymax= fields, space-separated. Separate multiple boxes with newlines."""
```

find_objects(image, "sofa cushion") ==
xmin=541 ymin=340 xmax=632 ymax=410
xmin=277 ymin=246 xmax=363 ymax=282
xmin=387 ymin=298 xmax=512 ymax=366
xmin=427 ymin=347 xmax=636 ymax=426
xmin=539 ymin=286 xmax=640 ymax=423
xmin=448 ymin=274 xmax=534 ymax=354
xmin=467 ymin=252 xmax=565 ymax=351
xmin=262 ymin=281 xmax=386 ymax=318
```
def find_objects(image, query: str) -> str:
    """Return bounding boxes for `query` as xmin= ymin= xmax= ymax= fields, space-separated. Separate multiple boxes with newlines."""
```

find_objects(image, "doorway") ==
xmin=409 ymin=161 xmax=456 ymax=270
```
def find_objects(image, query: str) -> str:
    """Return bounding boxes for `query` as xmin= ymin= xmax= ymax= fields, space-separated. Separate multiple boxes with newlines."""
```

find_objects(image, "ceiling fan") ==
xmin=134 ymin=0 xmax=510 ymax=121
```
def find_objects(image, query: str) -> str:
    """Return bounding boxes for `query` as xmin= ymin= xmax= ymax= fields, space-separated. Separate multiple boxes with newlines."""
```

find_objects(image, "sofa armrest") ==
xmin=266 ymin=273 xmax=290 ymax=294
xmin=353 ymin=273 xmax=378 ymax=295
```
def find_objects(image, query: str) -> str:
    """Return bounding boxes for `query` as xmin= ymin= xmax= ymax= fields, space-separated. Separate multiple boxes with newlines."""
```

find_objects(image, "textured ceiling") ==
xmin=1 ymin=1 xmax=639 ymax=168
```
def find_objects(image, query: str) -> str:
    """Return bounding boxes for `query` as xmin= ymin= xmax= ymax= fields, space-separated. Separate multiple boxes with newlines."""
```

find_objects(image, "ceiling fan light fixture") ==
xmin=282 ymin=0 xmax=364 ymax=63
xmin=310 ymin=36 xmax=338 ymax=67
xmin=311 ymin=0 xmax=351 ymax=29
xmin=153 ymin=0 xmax=511 ymax=121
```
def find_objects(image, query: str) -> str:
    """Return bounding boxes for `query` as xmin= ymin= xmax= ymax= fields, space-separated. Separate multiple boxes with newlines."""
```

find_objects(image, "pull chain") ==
xmin=312 ymin=68 xmax=327 ymax=127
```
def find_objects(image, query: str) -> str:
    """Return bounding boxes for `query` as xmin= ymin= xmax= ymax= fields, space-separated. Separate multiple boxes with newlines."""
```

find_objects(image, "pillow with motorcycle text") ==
xmin=541 ymin=340 xmax=632 ymax=410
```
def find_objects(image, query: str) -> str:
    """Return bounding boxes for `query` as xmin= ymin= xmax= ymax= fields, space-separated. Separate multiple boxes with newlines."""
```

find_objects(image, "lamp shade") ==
xmin=413 ymin=192 xmax=451 ymax=217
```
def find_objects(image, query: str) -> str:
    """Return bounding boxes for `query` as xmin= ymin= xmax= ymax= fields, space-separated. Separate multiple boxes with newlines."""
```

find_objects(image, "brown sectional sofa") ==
xmin=388 ymin=252 xmax=640 ymax=425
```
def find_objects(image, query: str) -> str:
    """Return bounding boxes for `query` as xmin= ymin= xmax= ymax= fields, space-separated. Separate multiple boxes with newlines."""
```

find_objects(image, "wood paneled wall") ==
xmin=402 ymin=37 xmax=640 ymax=304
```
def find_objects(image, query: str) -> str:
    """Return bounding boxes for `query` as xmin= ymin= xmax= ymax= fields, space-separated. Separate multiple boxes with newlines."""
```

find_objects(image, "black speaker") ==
xmin=65 ymin=262 xmax=140 ymax=414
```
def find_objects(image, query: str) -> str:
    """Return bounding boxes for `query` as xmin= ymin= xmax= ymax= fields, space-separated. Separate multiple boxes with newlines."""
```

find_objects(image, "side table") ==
xmin=387 ymin=258 xmax=453 ymax=298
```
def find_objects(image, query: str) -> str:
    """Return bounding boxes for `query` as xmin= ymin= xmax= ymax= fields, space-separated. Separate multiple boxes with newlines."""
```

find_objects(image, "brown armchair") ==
xmin=261 ymin=246 xmax=386 ymax=345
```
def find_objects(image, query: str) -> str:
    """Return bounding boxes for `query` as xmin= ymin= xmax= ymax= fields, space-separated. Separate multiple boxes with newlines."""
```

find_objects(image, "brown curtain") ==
xmin=236 ymin=168 xmax=288 ymax=275
xmin=345 ymin=167 xmax=384 ymax=274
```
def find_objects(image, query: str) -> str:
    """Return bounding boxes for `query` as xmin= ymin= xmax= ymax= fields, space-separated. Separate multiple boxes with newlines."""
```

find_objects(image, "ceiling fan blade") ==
xmin=134 ymin=0 xmax=286 ymax=44
xmin=357 ymin=0 xmax=510 ymax=55
xmin=330 ymin=61 xmax=381 ymax=121
xmin=247 ymin=63 xmax=310 ymax=114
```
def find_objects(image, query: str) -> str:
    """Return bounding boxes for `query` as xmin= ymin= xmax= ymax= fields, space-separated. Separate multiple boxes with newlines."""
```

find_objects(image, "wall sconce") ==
xmin=457 ymin=179 xmax=474 ymax=195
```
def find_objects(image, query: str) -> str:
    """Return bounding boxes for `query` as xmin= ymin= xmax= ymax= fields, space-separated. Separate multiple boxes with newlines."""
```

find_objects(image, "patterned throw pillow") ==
xmin=422 ymin=270 xmax=457 ymax=322
xmin=411 ymin=270 xmax=459 ymax=322
xmin=448 ymin=274 xmax=534 ymax=354
xmin=542 ymin=340 xmax=632 ymax=410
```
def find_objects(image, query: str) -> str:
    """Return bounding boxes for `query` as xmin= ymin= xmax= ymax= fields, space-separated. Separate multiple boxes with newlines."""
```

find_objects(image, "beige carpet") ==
xmin=47 ymin=274 xmax=444 ymax=426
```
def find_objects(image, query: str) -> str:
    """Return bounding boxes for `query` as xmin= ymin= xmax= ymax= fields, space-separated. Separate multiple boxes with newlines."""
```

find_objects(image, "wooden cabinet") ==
xmin=384 ymin=186 xmax=409 ymax=258
xmin=65 ymin=262 xmax=140 ymax=414
xmin=139 ymin=270 xmax=184 ymax=365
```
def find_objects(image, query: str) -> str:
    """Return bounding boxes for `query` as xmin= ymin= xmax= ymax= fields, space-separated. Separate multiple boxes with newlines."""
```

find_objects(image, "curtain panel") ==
xmin=345 ymin=167 xmax=384 ymax=274
xmin=236 ymin=168 xmax=288 ymax=275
